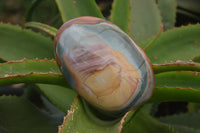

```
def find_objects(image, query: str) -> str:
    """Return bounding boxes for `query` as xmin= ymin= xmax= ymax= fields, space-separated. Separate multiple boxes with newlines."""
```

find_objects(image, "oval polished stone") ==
xmin=54 ymin=16 xmax=154 ymax=115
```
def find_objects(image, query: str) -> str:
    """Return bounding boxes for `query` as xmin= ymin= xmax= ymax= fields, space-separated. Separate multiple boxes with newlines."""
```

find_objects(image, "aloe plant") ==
xmin=0 ymin=0 xmax=200 ymax=133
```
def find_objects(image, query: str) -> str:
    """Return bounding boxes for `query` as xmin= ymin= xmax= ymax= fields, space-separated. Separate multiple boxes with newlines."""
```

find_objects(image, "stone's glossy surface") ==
xmin=62 ymin=44 xmax=141 ymax=111
xmin=55 ymin=16 xmax=154 ymax=115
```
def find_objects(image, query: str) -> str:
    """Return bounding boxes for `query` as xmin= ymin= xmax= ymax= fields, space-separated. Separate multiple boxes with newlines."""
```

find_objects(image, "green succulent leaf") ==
xmin=158 ymin=0 xmax=176 ymax=30
xmin=129 ymin=0 xmax=162 ymax=44
xmin=153 ymin=62 xmax=200 ymax=74
xmin=59 ymin=97 xmax=176 ymax=133
xmin=25 ymin=0 xmax=42 ymax=22
xmin=187 ymin=103 xmax=200 ymax=113
xmin=59 ymin=97 xmax=122 ymax=133
xmin=0 ymin=23 xmax=54 ymax=61
xmin=0 ymin=59 xmax=67 ymax=87
xmin=37 ymin=84 xmax=76 ymax=113
xmin=159 ymin=113 xmax=200 ymax=131
xmin=150 ymin=87 xmax=200 ymax=103
xmin=55 ymin=0 xmax=104 ymax=22
xmin=0 ymin=58 xmax=6 ymax=63
xmin=25 ymin=0 xmax=62 ymax=28
xmin=110 ymin=0 xmax=130 ymax=33
xmin=145 ymin=24 xmax=200 ymax=64
xmin=193 ymin=56 xmax=200 ymax=63
xmin=177 ymin=0 xmax=200 ymax=14
xmin=171 ymin=125 xmax=200 ymax=133
xmin=121 ymin=110 xmax=177 ymax=133
xmin=155 ymin=71 xmax=200 ymax=89
xmin=0 ymin=95 xmax=58 ymax=133
xmin=25 ymin=21 xmax=58 ymax=36
xmin=177 ymin=9 xmax=200 ymax=21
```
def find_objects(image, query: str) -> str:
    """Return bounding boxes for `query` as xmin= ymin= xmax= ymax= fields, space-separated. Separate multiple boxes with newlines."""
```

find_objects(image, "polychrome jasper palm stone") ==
xmin=54 ymin=16 xmax=154 ymax=115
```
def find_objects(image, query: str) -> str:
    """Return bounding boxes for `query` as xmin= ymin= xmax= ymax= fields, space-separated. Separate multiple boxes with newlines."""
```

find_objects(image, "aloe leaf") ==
xmin=129 ymin=0 xmax=162 ymax=44
xmin=55 ymin=0 xmax=104 ymax=22
xmin=159 ymin=113 xmax=200 ymax=130
xmin=0 ymin=59 xmax=67 ymax=87
xmin=158 ymin=0 xmax=176 ymax=30
xmin=59 ymin=97 xmax=176 ymax=133
xmin=59 ymin=97 xmax=122 ymax=133
xmin=25 ymin=22 xmax=57 ymax=36
xmin=121 ymin=110 xmax=177 ymax=133
xmin=153 ymin=62 xmax=200 ymax=74
xmin=24 ymin=0 xmax=62 ymax=28
xmin=193 ymin=56 xmax=200 ymax=63
xmin=110 ymin=0 xmax=130 ymax=33
xmin=37 ymin=84 xmax=76 ymax=113
xmin=139 ymin=103 xmax=155 ymax=114
xmin=0 ymin=59 xmax=60 ymax=76
xmin=187 ymin=103 xmax=200 ymax=113
xmin=0 ymin=73 xmax=65 ymax=87
xmin=0 ymin=58 xmax=6 ymax=63
xmin=0 ymin=95 xmax=58 ymax=133
xmin=145 ymin=24 xmax=200 ymax=64
xmin=0 ymin=23 xmax=54 ymax=61
xmin=150 ymin=87 xmax=200 ymax=103
xmin=171 ymin=125 xmax=200 ymax=133
xmin=155 ymin=71 xmax=200 ymax=89
xmin=177 ymin=0 xmax=200 ymax=14
xmin=0 ymin=59 xmax=75 ymax=113
xmin=155 ymin=71 xmax=200 ymax=113
xmin=142 ymin=25 xmax=163 ymax=51
xmin=25 ymin=0 xmax=42 ymax=22
xmin=177 ymin=9 xmax=200 ymax=21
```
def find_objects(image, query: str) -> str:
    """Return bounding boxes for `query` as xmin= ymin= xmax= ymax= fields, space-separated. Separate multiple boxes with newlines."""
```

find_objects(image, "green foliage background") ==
xmin=0 ymin=0 xmax=200 ymax=133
